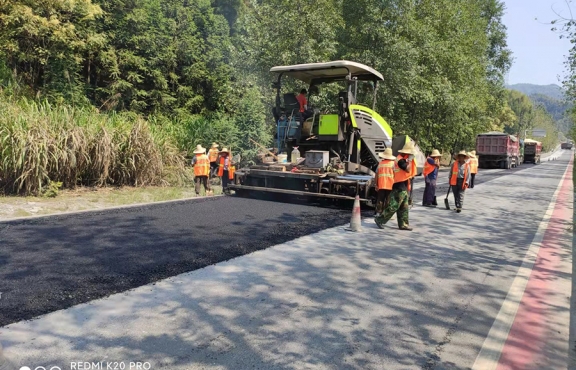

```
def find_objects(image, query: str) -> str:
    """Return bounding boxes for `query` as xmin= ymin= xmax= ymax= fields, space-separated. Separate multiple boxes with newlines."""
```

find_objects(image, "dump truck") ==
xmin=476 ymin=132 xmax=521 ymax=169
xmin=228 ymin=60 xmax=425 ymax=207
xmin=523 ymin=139 xmax=542 ymax=164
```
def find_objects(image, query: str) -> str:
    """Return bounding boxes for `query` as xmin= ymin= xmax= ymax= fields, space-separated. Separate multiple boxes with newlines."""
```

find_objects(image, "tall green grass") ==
xmin=0 ymin=96 xmax=186 ymax=195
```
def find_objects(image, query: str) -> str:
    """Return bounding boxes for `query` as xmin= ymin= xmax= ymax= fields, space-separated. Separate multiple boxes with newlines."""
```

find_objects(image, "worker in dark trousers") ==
xmin=217 ymin=148 xmax=235 ymax=194
xmin=468 ymin=150 xmax=478 ymax=188
xmin=374 ymin=148 xmax=396 ymax=215
xmin=449 ymin=150 xmax=470 ymax=213
xmin=375 ymin=142 xmax=415 ymax=231
xmin=422 ymin=149 xmax=441 ymax=206
xmin=208 ymin=142 xmax=220 ymax=178
xmin=191 ymin=145 xmax=212 ymax=196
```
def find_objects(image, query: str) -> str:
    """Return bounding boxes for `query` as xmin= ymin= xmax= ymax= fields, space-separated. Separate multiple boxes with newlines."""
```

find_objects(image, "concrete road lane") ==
xmin=1 ymin=152 xmax=573 ymax=369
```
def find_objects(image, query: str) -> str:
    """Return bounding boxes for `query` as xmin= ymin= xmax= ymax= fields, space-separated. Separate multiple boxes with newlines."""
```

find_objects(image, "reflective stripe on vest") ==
xmin=194 ymin=154 xmax=210 ymax=177
xmin=449 ymin=161 xmax=469 ymax=189
xmin=208 ymin=148 xmax=219 ymax=162
xmin=376 ymin=160 xmax=395 ymax=190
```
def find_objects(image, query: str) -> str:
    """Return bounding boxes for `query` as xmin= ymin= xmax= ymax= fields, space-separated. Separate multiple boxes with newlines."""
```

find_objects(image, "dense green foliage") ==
xmin=497 ymin=89 xmax=560 ymax=151
xmin=1 ymin=0 xmax=549 ymax=193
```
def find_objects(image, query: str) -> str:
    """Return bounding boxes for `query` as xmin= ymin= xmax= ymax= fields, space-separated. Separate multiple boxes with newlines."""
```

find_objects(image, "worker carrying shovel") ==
xmin=375 ymin=142 xmax=415 ymax=231
xmin=449 ymin=150 xmax=471 ymax=213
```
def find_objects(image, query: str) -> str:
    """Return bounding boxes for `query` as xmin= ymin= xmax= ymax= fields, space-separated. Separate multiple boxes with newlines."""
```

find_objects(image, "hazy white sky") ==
xmin=502 ymin=0 xmax=573 ymax=86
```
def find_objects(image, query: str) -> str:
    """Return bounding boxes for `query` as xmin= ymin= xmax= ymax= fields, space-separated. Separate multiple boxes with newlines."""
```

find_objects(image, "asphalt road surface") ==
xmin=1 ymin=149 xmax=572 ymax=370
xmin=0 ymin=156 xmax=552 ymax=328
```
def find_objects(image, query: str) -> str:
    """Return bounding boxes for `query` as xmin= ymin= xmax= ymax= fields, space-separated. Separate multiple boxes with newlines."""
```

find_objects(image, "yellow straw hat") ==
xmin=398 ymin=141 xmax=414 ymax=155
xmin=378 ymin=148 xmax=396 ymax=160
xmin=193 ymin=145 xmax=206 ymax=154
xmin=430 ymin=149 xmax=441 ymax=158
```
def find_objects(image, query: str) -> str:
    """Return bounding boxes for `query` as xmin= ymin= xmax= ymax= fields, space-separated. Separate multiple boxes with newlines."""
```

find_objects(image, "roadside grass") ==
xmin=0 ymin=182 xmax=224 ymax=220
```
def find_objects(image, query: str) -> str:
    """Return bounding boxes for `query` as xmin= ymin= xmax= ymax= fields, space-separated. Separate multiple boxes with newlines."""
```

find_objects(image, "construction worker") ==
xmin=374 ymin=148 xmax=396 ymax=215
xmin=208 ymin=142 xmax=220 ymax=178
xmin=218 ymin=148 xmax=235 ymax=194
xmin=406 ymin=141 xmax=418 ymax=206
xmin=191 ymin=144 xmax=212 ymax=196
xmin=375 ymin=141 xmax=414 ymax=231
xmin=468 ymin=150 xmax=478 ymax=188
xmin=449 ymin=150 xmax=471 ymax=213
xmin=422 ymin=149 xmax=442 ymax=207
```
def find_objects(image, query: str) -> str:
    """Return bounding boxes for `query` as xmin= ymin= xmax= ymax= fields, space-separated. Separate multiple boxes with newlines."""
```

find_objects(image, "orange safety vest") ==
xmin=194 ymin=154 xmax=210 ymax=177
xmin=423 ymin=157 xmax=437 ymax=177
xmin=449 ymin=161 xmax=469 ymax=189
xmin=393 ymin=156 xmax=412 ymax=190
xmin=208 ymin=148 xmax=219 ymax=163
xmin=469 ymin=157 xmax=478 ymax=174
xmin=376 ymin=159 xmax=395 ymax=190
xmin=218 ymin=155 xmax=235 ymax=180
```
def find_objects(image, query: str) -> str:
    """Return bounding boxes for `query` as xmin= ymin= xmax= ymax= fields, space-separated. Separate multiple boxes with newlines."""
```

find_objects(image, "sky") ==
xmin=502 ymin=0 xmax=574 ymax=86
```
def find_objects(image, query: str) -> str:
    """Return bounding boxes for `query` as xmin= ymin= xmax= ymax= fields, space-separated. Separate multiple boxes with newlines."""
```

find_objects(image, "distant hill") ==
xmin=506 ymin=83 xmax=565 ymax=101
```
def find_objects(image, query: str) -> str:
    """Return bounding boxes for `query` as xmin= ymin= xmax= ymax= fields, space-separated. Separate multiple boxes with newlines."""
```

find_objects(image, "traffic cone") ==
xmin=348 ymin=195 xmax=362 ymax=232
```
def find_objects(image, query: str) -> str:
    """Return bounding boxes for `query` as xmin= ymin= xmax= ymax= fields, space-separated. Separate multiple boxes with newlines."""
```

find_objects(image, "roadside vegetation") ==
xmin=0 ymin=0 xmax=570 ymax=196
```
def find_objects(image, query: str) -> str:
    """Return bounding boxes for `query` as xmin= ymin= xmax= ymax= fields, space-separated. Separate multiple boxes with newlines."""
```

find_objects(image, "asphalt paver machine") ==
xmin=229 ymin=60 xmax=424 ymax=207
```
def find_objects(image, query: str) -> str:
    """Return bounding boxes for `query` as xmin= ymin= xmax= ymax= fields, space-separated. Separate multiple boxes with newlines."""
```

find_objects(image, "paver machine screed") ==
xmin=228 ymin=60 xmax=425 ymax=207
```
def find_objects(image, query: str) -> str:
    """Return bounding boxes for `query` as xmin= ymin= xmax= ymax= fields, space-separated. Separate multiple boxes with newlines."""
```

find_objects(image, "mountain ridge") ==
xmin=506 ymin=83 xmax=565 ymax=101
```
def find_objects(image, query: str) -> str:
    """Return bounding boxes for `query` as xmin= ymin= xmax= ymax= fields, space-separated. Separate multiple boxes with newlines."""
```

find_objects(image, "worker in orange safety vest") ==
xmin=191 ymin=144 xmax=212 ymax=196
xmin=208 ymin=142 xmax=220 ymax=178
xmin=468 ymin=150 xmax=478 ymax=188
xmin=374 ymin=148 xmax=396 ymax=215
xmin=217 ymin=147 xmax=236 ymax=194
xmin=449 ymin=150 xmax=471 ymax=213
xmin=375 ymin=141 xmax=415 ymax=231
xmin=422 ymin=149 xmax=442 ymax=207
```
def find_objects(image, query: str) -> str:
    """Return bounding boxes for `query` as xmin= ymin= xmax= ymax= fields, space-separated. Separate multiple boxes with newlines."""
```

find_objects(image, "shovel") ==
xmin=444 ymin=185 xmax=451 ymax=210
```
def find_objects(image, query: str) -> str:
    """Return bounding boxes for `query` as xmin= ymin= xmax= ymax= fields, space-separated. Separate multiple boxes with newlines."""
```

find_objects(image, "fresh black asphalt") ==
xmin=0 ymin=160 xmax=549 ymax=327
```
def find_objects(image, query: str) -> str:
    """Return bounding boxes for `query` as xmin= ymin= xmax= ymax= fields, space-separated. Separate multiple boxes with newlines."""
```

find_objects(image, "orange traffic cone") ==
xmin=348 ymin=195 xmax=362 ymax=232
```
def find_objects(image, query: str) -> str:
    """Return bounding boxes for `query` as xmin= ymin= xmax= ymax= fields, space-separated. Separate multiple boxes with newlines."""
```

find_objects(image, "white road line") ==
xmin=471 ymin=157 xmax=572 ymax=370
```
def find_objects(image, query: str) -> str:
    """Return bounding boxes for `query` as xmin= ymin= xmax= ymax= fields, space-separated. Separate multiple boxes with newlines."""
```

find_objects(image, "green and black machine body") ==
xmin=229 ymin=60 xmax=424 ymax=207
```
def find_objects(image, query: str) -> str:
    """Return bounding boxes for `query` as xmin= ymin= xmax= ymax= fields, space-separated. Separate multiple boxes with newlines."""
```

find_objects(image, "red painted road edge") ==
xmin=496 ymin=157 xmax=574 ymax=370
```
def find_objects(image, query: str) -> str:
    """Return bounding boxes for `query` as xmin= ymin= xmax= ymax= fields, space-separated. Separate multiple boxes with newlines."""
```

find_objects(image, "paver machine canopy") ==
xmin=229 ymin=60 xmax=424 ymax=206
xmin=269 ymin=60 xmax=395 ymax=174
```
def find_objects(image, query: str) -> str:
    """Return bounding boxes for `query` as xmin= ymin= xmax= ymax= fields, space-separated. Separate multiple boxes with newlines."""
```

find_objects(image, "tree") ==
xmin=0 ymin=0 xmax=104 ymax=103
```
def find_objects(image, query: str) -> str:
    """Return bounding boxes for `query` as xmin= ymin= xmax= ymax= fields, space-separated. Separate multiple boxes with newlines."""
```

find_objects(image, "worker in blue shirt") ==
xmin=422 ymin=149 xmax=442 ymax=206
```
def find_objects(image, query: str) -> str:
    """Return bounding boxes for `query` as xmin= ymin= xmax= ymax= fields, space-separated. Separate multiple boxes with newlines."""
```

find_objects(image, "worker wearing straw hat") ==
xmin=217 ymin=147 xmax=235 ymax=194
xmin=422 ymin=149 xmax=442 ymax=207
xmin=374 ymin=148 xmax=396 ymax=216
xmin=468 ymin=150 xmax=478 ymax=188
xmin=208 ymin=142 xmax=220 ymax=178
xmin=449 ymin=150 xmax=471 ymax=213
xmin=191 ymin=144 xmax=212 ymax=196
xmin=375 ymin=141 xmax=415 ymax=231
